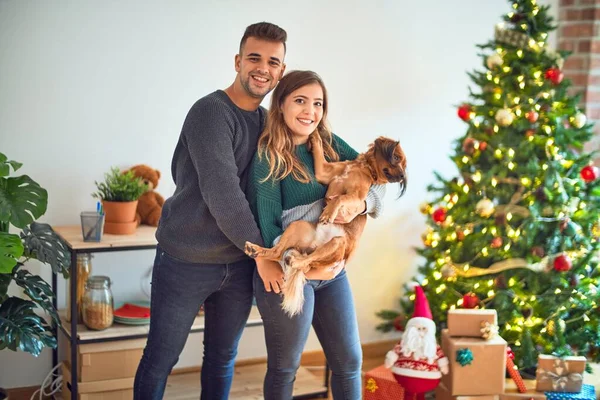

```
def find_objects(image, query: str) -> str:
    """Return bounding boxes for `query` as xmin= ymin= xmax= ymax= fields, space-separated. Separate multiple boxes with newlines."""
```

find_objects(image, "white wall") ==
xmin=0 ymin=0 xmax=558 ymax=389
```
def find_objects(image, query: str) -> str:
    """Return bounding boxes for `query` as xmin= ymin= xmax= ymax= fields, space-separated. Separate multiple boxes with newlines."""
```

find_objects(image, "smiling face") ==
xmin=235 ymin=37 xmax=286 ymax=99
xmin=281 ymin=83 xmax=324 ymax=144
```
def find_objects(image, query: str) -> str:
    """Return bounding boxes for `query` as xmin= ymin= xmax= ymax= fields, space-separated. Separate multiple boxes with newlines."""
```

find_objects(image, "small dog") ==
xmin=245 ymin=133 xmax=407 ymax=316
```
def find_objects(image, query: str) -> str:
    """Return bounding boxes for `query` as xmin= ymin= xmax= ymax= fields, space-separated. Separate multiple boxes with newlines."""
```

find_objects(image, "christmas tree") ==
xmin=377 ymin=0 xmax=600 ymax=371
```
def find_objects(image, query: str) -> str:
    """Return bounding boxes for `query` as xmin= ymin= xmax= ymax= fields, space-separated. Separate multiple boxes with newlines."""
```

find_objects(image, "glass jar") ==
xmin=66 ymin=253 xmax=93 ymax=322
xmin=82 ymin=275 xmax=114 ymax=330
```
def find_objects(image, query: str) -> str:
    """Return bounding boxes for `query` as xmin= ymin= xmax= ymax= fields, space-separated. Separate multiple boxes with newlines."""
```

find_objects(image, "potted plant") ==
xmin=92 ymin=167 xmax=147 ymax=234
xmin=0 ymin=153 xmax=70 ymax=395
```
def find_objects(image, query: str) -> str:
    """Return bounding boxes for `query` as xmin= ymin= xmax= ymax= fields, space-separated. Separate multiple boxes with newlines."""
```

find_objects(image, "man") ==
xmin=133 ymin=22 xmax=288 ymax=400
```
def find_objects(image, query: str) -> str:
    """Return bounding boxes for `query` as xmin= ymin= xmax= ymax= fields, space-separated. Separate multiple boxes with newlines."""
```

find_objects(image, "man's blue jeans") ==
xmin=133 ymin=246 xmax=255 ymax=400
xmin=253 ymin=268 xmax=362 ymax=400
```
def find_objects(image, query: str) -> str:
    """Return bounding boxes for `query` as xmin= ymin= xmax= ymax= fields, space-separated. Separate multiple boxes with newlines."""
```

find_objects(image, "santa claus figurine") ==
xmin=385 ymin=284 xmax=449 ymax=400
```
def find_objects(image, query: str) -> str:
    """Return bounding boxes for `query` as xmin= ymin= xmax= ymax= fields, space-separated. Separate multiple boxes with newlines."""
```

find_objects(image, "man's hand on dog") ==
xmin=305 ymin=260 xmax=345 ymax=280
xmin=256 ymin=258 xmax=285 ymax=293
xmin=332 ymin=197 xmax=367 ymax=224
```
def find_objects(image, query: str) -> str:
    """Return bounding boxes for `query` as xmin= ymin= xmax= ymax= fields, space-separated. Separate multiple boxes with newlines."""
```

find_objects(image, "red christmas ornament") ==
xmin=432 ymin=207 xmax=447 ymax=224
xmin=553 ymin=254 xmax=572 ymax=272
xmin=479 ymin=141 xmax=488 ymax=151
xmin=393 ymin=315 xmax=406 ymax=331
xmin=458 ymin=105 xmax=473 ymax=122
xmin=491 ymin=236 xmax=503 ymax=248
xmin=526 ymin=111 xmax=539 ymax=123
xmin=525 ymin=129 xmax=535 ymax=137
xmin=580 ymin=165 xmax=599 ymax=182
xmin=545 ymin=68 xmax=564 ymax=85
xmin=462 ymin=292 xmax=480 ymax=309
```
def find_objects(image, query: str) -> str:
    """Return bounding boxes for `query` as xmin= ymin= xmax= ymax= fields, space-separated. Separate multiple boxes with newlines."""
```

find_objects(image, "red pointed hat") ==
xmin=412 ymin=285 xmax=433 ymax=320
xmin=405 ymin=283 xmax=436 ymax=333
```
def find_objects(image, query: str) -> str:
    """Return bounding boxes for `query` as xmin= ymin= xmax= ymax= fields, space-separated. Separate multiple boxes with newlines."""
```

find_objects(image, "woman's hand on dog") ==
xmin=256 ymin=259 xmax=285 ymax=293
xmin=305 ymin=259 xmax=345 ymax=280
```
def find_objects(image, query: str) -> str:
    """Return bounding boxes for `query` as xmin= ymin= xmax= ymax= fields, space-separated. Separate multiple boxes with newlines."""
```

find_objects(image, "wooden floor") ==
xmin=162 ymin=355 xmax=383 ymax=400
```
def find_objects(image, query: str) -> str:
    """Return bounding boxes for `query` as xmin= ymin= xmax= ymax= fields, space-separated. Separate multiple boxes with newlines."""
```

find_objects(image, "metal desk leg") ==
xmin=70 ymin=250 xmax=79 ymax=398
xmin=52 ymin=271 xmax=58 ymax=370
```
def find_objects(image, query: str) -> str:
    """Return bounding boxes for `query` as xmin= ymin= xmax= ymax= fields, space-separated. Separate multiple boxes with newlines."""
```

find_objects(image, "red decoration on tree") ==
xmin=526 ymin=111 xmax=539 ymax=123
xmin=393 ymin=315 xmax=406 ymax=331
xmin=580 ymin=165 xmax=599 ymax=182
xmin=544 ymin=68 xmax=564 ymax=85
xmin=457 ymin=105 xmax=473 ymax=121
xmin=491 ymin=236 xmax=503 ymax=248
xmin=525 ymin=129 xmax=535 ymax=137
xmin=479 ymin=141 xmax=488 ymax=151
xmin=506 ymin=348 xmax=527 ymax=393
xmin=432 ymin=208 xmax=447 ymax=224
xmin=553 ymin=254 xmax=572 ymax=272
xmin=462 ymin=292 xmax=479 ymax=309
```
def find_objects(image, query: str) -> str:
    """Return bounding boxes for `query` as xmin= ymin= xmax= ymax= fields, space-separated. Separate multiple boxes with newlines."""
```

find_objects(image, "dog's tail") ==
xmin=281 ymin=267 xmax=306 ymax=317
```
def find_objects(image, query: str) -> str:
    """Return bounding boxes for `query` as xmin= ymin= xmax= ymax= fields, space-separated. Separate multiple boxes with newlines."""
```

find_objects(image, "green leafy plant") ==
xmin=0 ymin=153 xmax=70 ymax=357
xmin=92 ymin=166 xmax=147 ymax=202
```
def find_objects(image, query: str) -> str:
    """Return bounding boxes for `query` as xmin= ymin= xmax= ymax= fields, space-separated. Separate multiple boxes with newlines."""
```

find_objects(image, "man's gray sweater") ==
xmin=156 ymin=90 xmax=266 ymax=264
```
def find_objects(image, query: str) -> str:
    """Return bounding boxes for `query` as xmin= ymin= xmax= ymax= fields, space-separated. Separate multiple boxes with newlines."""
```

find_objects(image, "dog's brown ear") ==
xmin=374 ymin=137 xmax=400 ymax=163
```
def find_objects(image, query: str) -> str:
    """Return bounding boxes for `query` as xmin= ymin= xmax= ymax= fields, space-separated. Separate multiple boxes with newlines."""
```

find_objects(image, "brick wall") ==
xmin=558 ymin=0 xmax=600 ymax=156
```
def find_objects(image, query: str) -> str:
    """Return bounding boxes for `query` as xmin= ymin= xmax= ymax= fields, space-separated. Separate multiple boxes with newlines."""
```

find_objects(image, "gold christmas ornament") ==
xmin=572 ymin=112 xmax=587 ymax=129
xmin=486 ymin=53 xmax=504 ymax=69
xmin=441 ymin=264 xmax=457 ymax=279
xmin=547 ymin=320 xmax=555 ymax=336
xmin=476 ymin=198 xmax=495 ymax=217
xmin=421 ymin=232 xmax=433 ymax=247
xmin=420 ymin=202 xmax=433 ymax=215
xmin=495 ymin=108 xmax=514 ymax=126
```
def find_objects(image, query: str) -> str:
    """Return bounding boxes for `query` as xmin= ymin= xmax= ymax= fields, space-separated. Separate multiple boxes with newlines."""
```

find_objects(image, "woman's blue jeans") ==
xmin=133 ymin=246 xmax=255 ymax=400
xmin=253 ymin=268 xmax=362 ymax=400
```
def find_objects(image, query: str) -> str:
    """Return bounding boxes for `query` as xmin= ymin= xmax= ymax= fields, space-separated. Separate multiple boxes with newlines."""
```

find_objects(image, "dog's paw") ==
xmin=244 ymin=242 xmax=260 ymax=258
xmin=283 ymin=249 xmax=306 ymax=270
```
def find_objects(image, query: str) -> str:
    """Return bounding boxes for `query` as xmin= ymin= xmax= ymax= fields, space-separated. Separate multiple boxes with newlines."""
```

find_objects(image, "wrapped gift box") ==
xmin=436 ymin=382 xmax=499 ymax=400
xmin=364 ymin=365 xmax=405 ymax=400
xmin=441 ymin=329 xmax=507 ymax=395
xmin=501 ymin=378 xmax=546 ymax=400
xmin=447 ymin=309 xmax=498 ymax=338
xmin=544 ymin=384 xmax=596 ymax=400
xmin=536 ymin=354 xmax=586 ymax=393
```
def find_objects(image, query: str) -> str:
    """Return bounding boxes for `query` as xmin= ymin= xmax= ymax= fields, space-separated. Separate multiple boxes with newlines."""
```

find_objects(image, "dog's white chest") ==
xmin=314 ymin=224 xmax=345 ymax=246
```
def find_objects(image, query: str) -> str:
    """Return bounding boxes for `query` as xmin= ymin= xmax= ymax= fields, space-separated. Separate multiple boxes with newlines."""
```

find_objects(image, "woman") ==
xmin=247 ymin=70 xmax=385 ymax=399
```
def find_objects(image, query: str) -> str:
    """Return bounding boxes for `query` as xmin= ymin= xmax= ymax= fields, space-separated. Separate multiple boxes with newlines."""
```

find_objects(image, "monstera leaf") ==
xmin=13 ymin=267 xmax=60 ymax=326
xmin=0 ymin=297 xmax=56 ymax=357
xmin=0 ymin=232 xmax=24 ymax=273
xmin=0 ymin=175 xmax=47 ymax=229
xmin=0 ymin=153 xmax=22 ymax=178
xmin=21 ymin=223 xmax=70 ymax=278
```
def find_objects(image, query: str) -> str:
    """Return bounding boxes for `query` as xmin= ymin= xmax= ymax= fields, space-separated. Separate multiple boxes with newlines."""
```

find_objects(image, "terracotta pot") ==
xmin=104 ymin=221 xmax=137 ymax=235
xmin=102 ymin=200 xmax=138 ymax=223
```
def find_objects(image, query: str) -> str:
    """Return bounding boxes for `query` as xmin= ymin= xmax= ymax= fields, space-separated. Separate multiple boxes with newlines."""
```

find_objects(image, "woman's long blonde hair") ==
xmin=257 ymin=70 xmax=339 ymax=183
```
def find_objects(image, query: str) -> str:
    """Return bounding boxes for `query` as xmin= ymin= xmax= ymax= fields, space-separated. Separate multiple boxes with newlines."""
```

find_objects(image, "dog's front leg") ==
xmin=309 ymin=132 xmax=335 ymax=184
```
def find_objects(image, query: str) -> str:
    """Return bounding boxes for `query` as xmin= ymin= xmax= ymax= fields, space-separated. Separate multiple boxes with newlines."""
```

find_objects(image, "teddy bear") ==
xmin=125 ymin=164 xmax=165 ymax=226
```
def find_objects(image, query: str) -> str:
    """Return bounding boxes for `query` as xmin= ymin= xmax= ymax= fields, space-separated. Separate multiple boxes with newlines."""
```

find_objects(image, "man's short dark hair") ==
xmin=240 ymin=22 xmax=287 ymax=54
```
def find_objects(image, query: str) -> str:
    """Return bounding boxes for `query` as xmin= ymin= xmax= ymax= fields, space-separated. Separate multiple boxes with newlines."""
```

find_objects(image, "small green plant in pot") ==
xmin=0 ymin=152 xmax=70 ymax=360
xmin=92 ymin=167 xmax=147 ymax=234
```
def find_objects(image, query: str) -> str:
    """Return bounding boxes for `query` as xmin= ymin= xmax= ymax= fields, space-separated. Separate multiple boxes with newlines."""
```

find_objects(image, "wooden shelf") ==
xmin=53 ymin=225 xmax=157 ymax=251
xmin=59 ymin=307 xmax=263 ymax=343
